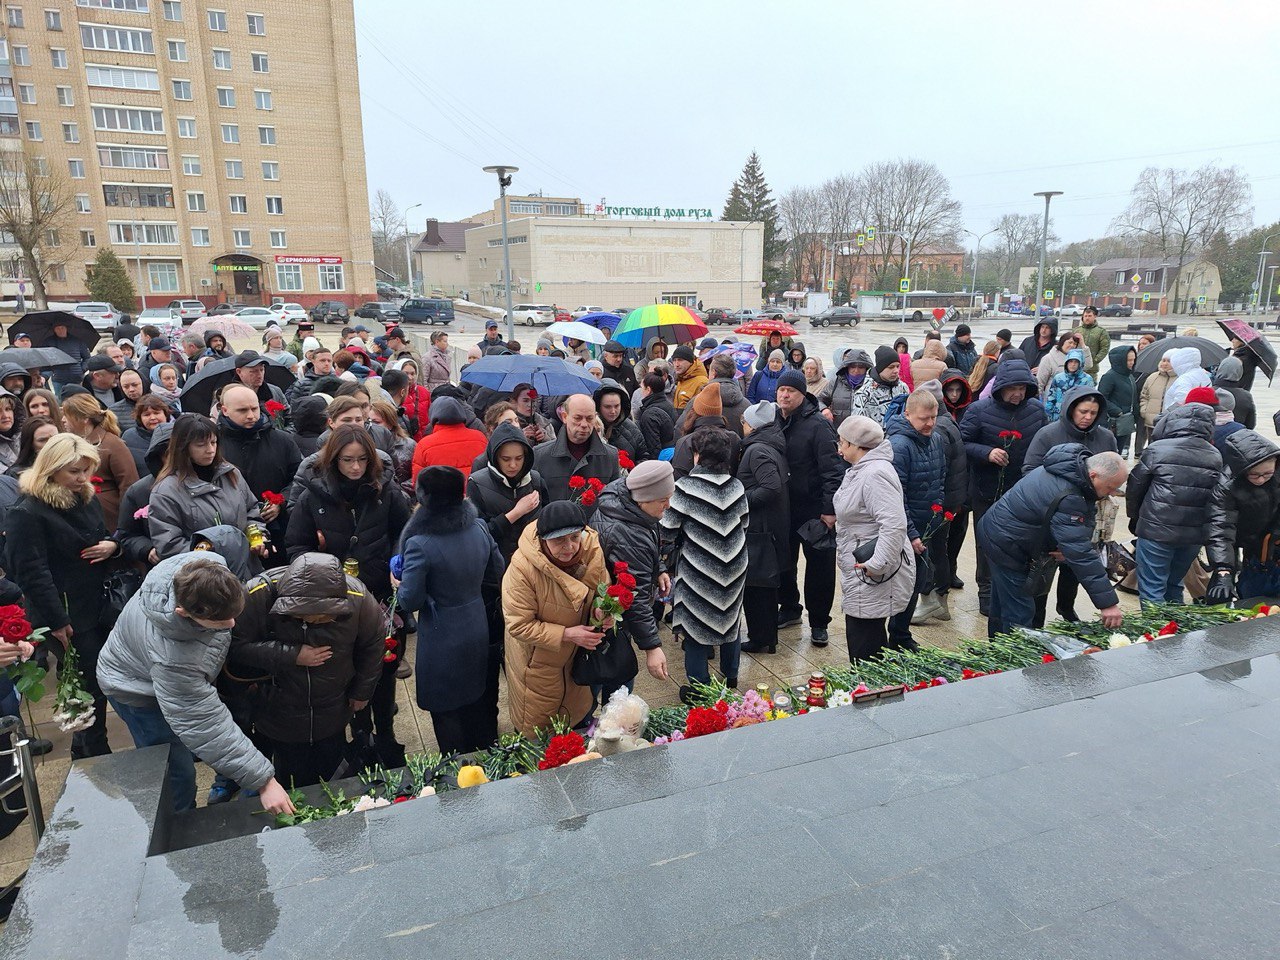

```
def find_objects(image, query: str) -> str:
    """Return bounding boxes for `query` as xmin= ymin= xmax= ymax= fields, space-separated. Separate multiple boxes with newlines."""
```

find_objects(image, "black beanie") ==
xmin=874 ymin=345 xmax=899 ymax=373
xmin=416 ymin=465 xmax=464 ymax=504
xmin=996 ymin=328 xmax=1012 ymax=342
xmin=777 ymin=368 xmax=807 ymax=393
xmin=955 ymin=323 xmax=971 ymax=338
xmin=671 ymin=345 xmax=695 ymax=363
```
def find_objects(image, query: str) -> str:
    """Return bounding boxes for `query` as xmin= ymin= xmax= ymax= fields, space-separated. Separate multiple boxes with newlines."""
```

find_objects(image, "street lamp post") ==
xmin=125 ymin=195 xmax=147 ymax=310
xmin=403 ymin=202 xmax=421 ymax=297
xmin=1268 ymin=264 xmax=1279 ymax=314
xmin=963 ymin=228 xmax=995 ymax=310
xmin=1158 ymin=262 xmax=1170 ymax=315
xmin=1033 ymin=191 xmax=1062 ymax=322
xmin=1055 ymin=260 xmax=1072 ymax=311
xmin=482 ymin=165 xmax=519 ymax=342
xmin=1253 ymin=234 xmax=1277 ymax=315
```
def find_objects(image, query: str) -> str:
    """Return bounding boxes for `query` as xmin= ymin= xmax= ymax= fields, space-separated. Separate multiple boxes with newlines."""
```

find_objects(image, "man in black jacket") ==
xmin=978 ymin=444 xmax=1126 ymax=637
xmin=599 ymin=339 xmax=638 ymax=396
xmin=43 ymin=318 xmax=91 ymax=395
xmin=217 ymin=384 xmax=302 ymax=561
xmin=636 ymin=373 xmax=676 ymax=457
xmin=533 ymin=393 xmax=620 ymax=501
xmin=775 ymin=368 xmax=846 ymax=646
xmin=232 ymin=351 xmax=289 ymax=409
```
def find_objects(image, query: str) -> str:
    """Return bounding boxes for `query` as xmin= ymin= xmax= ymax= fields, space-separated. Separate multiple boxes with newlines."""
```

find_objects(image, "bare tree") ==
xmin=370 ymin=188 xmax=409 ymax=284
xmin=853 ymin=159 xmax=963 ymax=280
xmin=987 ymin=213 xmax=1051 ymax=287
xmin=0 ymin=154 xmax=78 ymax=308
xmin=777 ymin=186 xmax=829 ymax=289
xmin=1112 ymin=163 xmax=1253 ymax=309
xmin=819 ymin=174 xmax=864 ymax=290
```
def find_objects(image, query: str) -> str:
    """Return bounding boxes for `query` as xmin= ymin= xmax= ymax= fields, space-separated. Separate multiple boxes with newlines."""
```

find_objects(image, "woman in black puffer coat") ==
xmin=465 ymin=423 xmax=546 ymax=563
xmin=736 ymin=403 xmax=790 ymax=654
xmin=1206 ymin=429 xmax=1280 ymax=602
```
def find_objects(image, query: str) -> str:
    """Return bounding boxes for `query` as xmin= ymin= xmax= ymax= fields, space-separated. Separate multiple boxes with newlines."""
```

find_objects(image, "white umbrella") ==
xmin=545 ymin=320 xmax=608 ymax=345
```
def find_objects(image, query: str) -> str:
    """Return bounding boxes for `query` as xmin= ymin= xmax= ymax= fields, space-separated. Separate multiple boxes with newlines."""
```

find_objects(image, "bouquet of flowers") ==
xmin=0 ymin=604 xmax=46 ymax=703
xmin=264 ymin=399 xmax=288 ymax=427
xmin=921 ymin=503 xmax=956 ymax=543
xmin=618 ymin=450 xmax=635 ymax=474
xmin=568 ymin=475 xmax=604 ymax=508
xmin=53 ymin=642 xmax=96 ymax=733
xmin=589 ymin=561 xmax=635 ymax=630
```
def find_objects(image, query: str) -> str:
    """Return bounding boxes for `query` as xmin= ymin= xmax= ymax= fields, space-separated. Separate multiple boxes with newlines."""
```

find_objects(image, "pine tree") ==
xmin=723 ymin=153 xmax=785 ymax=290
xmin=721 ymin=180 xmax=747 ymax=222
xmin=85 ymin=247 xmax=138 ymax=312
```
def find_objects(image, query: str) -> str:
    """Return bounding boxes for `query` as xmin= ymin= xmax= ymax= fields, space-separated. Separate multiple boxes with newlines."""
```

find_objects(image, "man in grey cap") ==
xmin=599 ymin=339 xmax=637 ymax=396
xmin=82 ymin=353 xmax=125 ymax=406
xmin=232 ymin=350 xmax=289 ymax=408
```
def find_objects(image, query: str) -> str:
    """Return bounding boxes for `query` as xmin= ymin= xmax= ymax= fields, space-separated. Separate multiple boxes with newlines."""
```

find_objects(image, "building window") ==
xmin=49 ymin=264 xmax=66 ymax=282
xmin=212 ymin=48 xmax=230 ymax=70
xmin=161 ymin=0 xmax=179 ymax=20
xmin=24 ymin=121 xmax=40 ymax=141
xmin=6 ymin=7 xmax=22 ymax=28
xmin=99 ymin=145 xmax=169 ymax=169
xmin=56 ymin=85 xmax=73 ymax=105
xmin=232 ymin=229 xmax=250 ymax=248
xmin=1144 ymin=270 xmax=1155 ymax=284
xmin=0 ymin=78 xmax=10 ymax=98
xmin=258 ymin=125 xmax=275 ymax=146
xmin=0 ymin=115 xmax=18 ymax=136
xmin=77 ymin=0 xmax=151 ymax=9
xmin=185 ymin=191 xmax=204 ymax=212
xmin=171 ymin=79 xmax=190 ymax=100
xmin=224 ymin=159 xmax=242 ymax=179
xmin=50 ymin=47 xmax=66 ymax=68
xmin=32 ymin=157 xmax=48 ymax=175
xmin=261 ymin=160 xmax=278 ymax=180
xmin=176 ymin=116 xmax=195 ymax=138
xmin=276 ymin=263 xmax=301 ymax=291
xmin=103 ymin=183 xmax=174 ymax=208
xmin=166 ymin=39 xmax=186 ymax=61
xmin=1113 ymin=270 xmax=1126 ymax=286
xmin=81 ymin=229 xmax=95 ymax=247
xmin=68 ymin=158 xmax=85 ymax=178
xmin=250 ymin=51 xmax=267 ymax=72
xmin=181 ymin=154 xmax=200 ymax=175
xmin=148 ymin=261 xmax=178 ymax=292
xmin=80 ymin=24 xmax=153 ymax=53
xmin=206 ymin=8 xmax=225 ymax=30
xmin=190 ymin=227 xmax=209 ymax=246
xmin=254 ymin=89 xmax=271 ymax=110
xmin=510 ymin=202 xmax=542 ymax=214
xmin=265 ymin=195 xmax=282 ymax=215
xmin=17 ymin=84 xmax=33 ymax=104
xmin=220 ymin=123 xmax=238 ymax=144
xmin=86 ymin=64 xmax=160 ymax=90
xmin=75 ymin=193 xmax=90 ymax=212
xmin=228 ymin=194 xmax=246 ymax=213
xmin=109 ymin=221 xmax=177 ymax=244
xmin=11 ymin=45 xmax=28 ymax=66
xmin=62 ymin=122 xmax=78 ymax=142
xmin=92 ymin=105 xmax=164 ymax=133
xmin=269 ymin=229 xmax=285 ymax=248
xmin=216 ymin=86 xmax=235 ymax=108
xmin=45 ymin=9 xmax=61 ymax=30
xmin=318 ymin=264 xmax=344 ymax=291
xmin=247 ymin=12 xmax=264 ymax=35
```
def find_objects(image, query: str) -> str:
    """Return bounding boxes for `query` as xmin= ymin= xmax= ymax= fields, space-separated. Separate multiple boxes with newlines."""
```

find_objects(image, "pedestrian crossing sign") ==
xmin=899 ymin=278 xmax=910 ymax=293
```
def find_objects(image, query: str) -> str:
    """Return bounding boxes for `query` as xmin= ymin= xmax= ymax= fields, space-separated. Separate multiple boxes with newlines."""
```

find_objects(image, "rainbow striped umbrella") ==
xmin=611 ymin=304 xmax=708 ymax=348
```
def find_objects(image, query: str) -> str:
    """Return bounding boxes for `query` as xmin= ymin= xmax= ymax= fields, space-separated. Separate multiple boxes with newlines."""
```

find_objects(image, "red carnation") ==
xmin=568 ymin=476 xmax=587 ymax=490
xmin=1156 ymin=620 xmax=1179 ymax=637
xmin=383 ymin=652 xmax=396 ymax=663
xmin=998 ymin=430 xmax=1012 ymax=439
xmin=264 ymin=400 xmax=286 ymax=416
xmin=392 ymin=796 xmax=409 ymax=804
xmin=0 ymin=618 xmax=30 ymax=642
xmin=1042 ymin=653 xmax=1056 ymax=663
xmin=537 ymin=731 xmax=586 ymax=770
xmin=579 ymin=489 xmax=597 ymax=507
xmin=931 ymin=503 xmax=943 ymax=514
xmin=618 ymin=451 xmax=635 ymax=470
xmin=587 ymin=477 xmax=604 ymax=492
xmin=91 ymin=476 xmax=105 ymax=491
xmin=713 ymin=700 xmax=729 ymax=714
xmin=384 ymin=636 xmax=397 ymax=650
xmin=262 ymin=490 xmax=285 ymax=506
xmin=1009 ymin=430 xmax=1022 ymax=440
xmin=943 ymin=511 xmax=955 ymax=522
xmin=684 ymin=706 xmax=728 ymax=738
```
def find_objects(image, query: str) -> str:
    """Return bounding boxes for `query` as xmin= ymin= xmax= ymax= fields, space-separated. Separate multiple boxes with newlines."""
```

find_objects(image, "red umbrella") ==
xmin=734 ymin=318 xmax=797 ymax=337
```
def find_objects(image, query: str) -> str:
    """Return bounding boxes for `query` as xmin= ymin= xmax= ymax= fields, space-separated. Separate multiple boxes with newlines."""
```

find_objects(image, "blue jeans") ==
xmin=1135 ymin=539 xmax=1201 ymax=606
xmin=988 ymin=563 xmax=1035 ymax=638
xmin=684 ymin=638 xmax=742 ymax=685
xmin=108 ymin=697 xmax=196 ymax=812
xmin=1237 ymin=561 xmax=1280 ymax=601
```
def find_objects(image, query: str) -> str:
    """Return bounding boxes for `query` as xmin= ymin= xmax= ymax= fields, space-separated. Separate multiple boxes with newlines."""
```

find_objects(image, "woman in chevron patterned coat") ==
xmin=660 ymin=427 xmax=749 ymax=694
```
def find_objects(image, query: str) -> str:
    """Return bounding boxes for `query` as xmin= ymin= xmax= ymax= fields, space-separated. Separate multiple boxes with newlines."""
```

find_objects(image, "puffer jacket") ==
xmin=217 ymin=413 xmax=302 ymax=543
xmin=1073 ymin=321 xmax=1110 ymax=377
xmin=1036 ymin=341 xmax=1095 ymax=395
xmin=818 ymin=348 xmax=873 ymax=426
xmin=503 ymin=523 xmax=606 ymax=736
xmin=848 ymin=370 xmax=908 ymax=425
xmin=148 ymin=461 xmax=259 ymax=559
xmin=912 ymin=339 xmax=949 ymax=385
xmin=1017 ymin=320 xmax=1058 ymax=372
xmin=977 ymin=442 xmax=1117 ymax=610
xmin=755 ymin=336 xmax=793 ymax=370
xmin=410 ymin=396 xmax=488 ymax=482
xmin=422 ymin=344 xmax=452 ymax=392
xmin=637 ymin=391 xmax=676 ymax=458
xmin=284 ymin=464 xmax=410 ymax=601
xmin=1139 ymin=368 xmax=1175 ymax=428
xmin=1164 ymin=346 xmax=1211 ymax=408
xmin=228 ymin=554 xmax=385 ymax=744
xmin=931 ymin=406 xmax=967 ymax=513
xmin=1022 ymin=385 xmax=1117 ymax=474
xmin=289 ymin=395 xmax=330 ymax=458
xmin=1206 ymin=430 xmax=1280 ymax=572
xmin=591 ymin=479 xmax=663 ymax=654
xmin=115 ymin=422 xmax=173 ymax=565
xmin=1096 ymin=345 xmax=1136 ymax=431
xmin=747 ymin=365 xmax=783 ymax=404
xmin=190 ymin=524 xmax=255 ymax=579
xmin=595 ymin=381 xmax=648 ymax=462
xmin=1126 ymin=403 xmax=1223 ymax=545
xmin=1044 ymin=349 xmax=1093 ymax=423
xmin=781 ymin=392 xmax=847 ymax=522
xmin=673 ymin=358 xmax=709 ymax=410
xmin=886 ymin=415 xmax=946 ymax=541
xmin=533 ymin=427 xmax=620 ymax=502
xmin=122 ymin=422 xmax=158 ymax=476
xmin=675 ymin=376 xmax=749 ymax=436
xmin=947 ymin=336 xmax=979 ymax=376
xmin=465 ymin=423 xmax=548 ymax=562
xmin=960 ymin=358 xmax=1047 ymax=504
xmin=735 ymin=419 xmax=790 ymax=584
xmin=1212 ymin=355 xmax=1256 ymax=430
xmin=833 ymin=439 xmax=914 ymax=619
xmin=97 ymin=552 xmax=274 ymax=792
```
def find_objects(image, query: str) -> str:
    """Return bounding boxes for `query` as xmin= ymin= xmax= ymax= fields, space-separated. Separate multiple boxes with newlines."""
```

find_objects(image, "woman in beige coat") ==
xmin=503 ymin=502 xmax=610 ymax=736
xmin=911 ymin=339 xmax=949 ymax=386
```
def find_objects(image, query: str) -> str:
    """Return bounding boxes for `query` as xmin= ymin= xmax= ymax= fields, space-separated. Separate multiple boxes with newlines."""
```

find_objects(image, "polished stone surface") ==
xmin=5 ymin=620 xmax=1280 ymax=959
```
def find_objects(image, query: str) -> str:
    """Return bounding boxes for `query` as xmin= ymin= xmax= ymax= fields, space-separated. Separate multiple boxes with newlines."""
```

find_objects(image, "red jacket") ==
xmin=403 ymin=385 xmax=431 ymax=441
xmin=411 ymin=423 xmax=488 ymax=482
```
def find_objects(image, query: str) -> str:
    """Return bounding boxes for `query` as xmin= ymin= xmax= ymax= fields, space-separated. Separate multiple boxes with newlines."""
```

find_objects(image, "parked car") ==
xmin=729 ymin=308 xmax=763 ymax=323
xmin=398 ymin=298 xmax=455 ymax=324
xmin=1058 ymin=304 xmax=1086 ymax=318
xmin=1099 ymin=303 xmax=1133 ymax=318
xmin=73 ymin=302 xmax=122 ymax=330
xmin=759 ymin=306 xmax=792 ymax=320
xmin=811 ymin=306 xmax=861 ymax=327
xmin=266 ymin=301 xmax=308 ymax=324
xmin=166 ymin=299 xmax=207 ymax=323
xmin=510 ymin=304 xmax=555 ymax=327
xmin=376 ymin=283 xmax=404 ymax=300
xmin=136 ymin=307 xmax=175 ymax=326
xmin=613 ymin=308 xmax=632 ymax=317
xmin=703 ymin=308 xmax=731 ymax=325
xmin=233 ymin=306 xmax=278 ymax=329
xmin=309 ymin=301 xmax=350 ymax=324
xmin=354 ymin=301 xmax=401 ymax=322
xmin=209 ymin=302 xmax=248 ymax=316
xmin=572 ymin=305 xmax=605 ymax=318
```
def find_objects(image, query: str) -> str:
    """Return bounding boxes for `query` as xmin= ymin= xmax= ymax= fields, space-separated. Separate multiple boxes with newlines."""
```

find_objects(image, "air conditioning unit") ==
xmin=454 ymin=254 xmax=462 ymax=260
xmin=199 ymin=278 xmax=211 ymax=287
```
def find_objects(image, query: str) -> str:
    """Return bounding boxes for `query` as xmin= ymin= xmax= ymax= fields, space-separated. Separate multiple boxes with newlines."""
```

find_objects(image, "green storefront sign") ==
xmin=603 ymin=206 xmax=714 ymax=220
xmin=213 ymin=264 xmax=261 ymax=272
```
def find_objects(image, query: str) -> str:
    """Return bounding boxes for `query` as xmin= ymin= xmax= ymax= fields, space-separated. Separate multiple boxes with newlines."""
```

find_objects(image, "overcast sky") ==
xmin=353 ymin=0 xmax=1280 ymax=243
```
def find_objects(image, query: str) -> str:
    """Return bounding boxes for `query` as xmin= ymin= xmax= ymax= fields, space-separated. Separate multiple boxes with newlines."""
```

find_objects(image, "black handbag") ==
xmin=746 ymin=530 xmax=780 ymax=587
xmin=99 ymin=568 xmax=144 ymax=632
xmin=571 ymin=628 xmax=637 ymax=687
xmin=1023 ymin=492 xmax=1070 ymax=597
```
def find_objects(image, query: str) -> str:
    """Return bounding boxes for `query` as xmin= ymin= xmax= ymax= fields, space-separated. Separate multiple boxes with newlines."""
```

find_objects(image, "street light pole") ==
xmin=963 ymin=228 xmax=995 ymax=308
xmin=126 ymin=195 xmax=146 ymax=310
xmin=403 ymin=202 xmax=421 ymax=297
xmin=1033 ymin=191 xmax=1062 ymax=322
xmin=1055 ymin=261 xmax=1071 ymax=311
xmin=482 ymin=165 xmax=519 ymax=342
xmin=1268 ymin=264 xmax=1279 ymax=314
xmin=1255 ymin=234 xmax=1278 ymax=315
xmin=1158 ymin=262 xmax=1169 ymax=316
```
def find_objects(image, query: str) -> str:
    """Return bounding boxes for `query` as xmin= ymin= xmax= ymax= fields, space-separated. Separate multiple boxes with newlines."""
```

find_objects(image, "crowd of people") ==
xmin=0 ymin=305 xmax=1272 ymax=817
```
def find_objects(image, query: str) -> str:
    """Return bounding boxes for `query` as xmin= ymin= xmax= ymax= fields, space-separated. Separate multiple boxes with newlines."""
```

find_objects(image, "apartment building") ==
xmin=0 ymin=0 xmax=374 ymax=308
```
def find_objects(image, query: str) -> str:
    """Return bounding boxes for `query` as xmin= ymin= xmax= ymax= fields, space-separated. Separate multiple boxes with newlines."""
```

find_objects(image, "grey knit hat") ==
xmin=768 ymin=349 xmax=785 ymax=363
xmin=917 ymin=379 xmax=945 ymax=404
xmin=837 ymin=414 xmax=884 ymax=448
xmin=626 ymin=460 xmax=675 ymax=503
xmin=1215 ymin=388 xmax=1236 ymax=412
xmin=743 ymin=400 xmax=777 ymax=431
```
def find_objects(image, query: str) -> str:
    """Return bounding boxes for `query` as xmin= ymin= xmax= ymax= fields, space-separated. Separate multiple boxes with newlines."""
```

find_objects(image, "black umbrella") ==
xmin=1131 ymin=336 xmax=1227 ymax=376
xmin=6 ymin=310 xmax=101 ymax=349
xmin=179 ymin=356 xmax=295 ymax=414
xmin=0 ymin=346 xmax=78 ymax=369
xmin=1216 ymin=318 xmax=1277 ymax=383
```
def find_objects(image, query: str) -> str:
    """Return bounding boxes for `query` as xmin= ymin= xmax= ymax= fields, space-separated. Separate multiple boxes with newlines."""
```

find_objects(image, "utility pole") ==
xmin=1033 ymin=191 xmax=1063 ymax=322
xmin=403 ymin=202 xmax=421 ymax=296
xmin=483 ymin=166 xmax=519 ymax=342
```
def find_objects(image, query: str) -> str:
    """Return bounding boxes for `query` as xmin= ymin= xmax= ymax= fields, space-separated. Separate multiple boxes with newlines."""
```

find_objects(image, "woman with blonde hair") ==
xmin=7 ymin=433 xmax=121 ymax=757
xmin=23 ymin=387 xmax=62 ymax=430
xmin=967 ymin=341 xmax=1001 ymax=394
xmin=60 ymin=393 xmax=138 ymax=531
xmin=0 ymin=392 xmax=21 ymax=472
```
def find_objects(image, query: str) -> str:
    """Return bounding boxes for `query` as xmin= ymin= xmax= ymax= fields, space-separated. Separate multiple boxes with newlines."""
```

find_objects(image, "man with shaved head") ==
xmin=533 ymin=392 xmax=620 ymax=501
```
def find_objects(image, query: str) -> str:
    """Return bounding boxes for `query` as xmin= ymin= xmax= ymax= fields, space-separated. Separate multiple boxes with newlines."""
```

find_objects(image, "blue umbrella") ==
xmin=578 ymin=311 xmax=620 ymax=333
xmin=461 ymin=354 xmax=599 ymax=396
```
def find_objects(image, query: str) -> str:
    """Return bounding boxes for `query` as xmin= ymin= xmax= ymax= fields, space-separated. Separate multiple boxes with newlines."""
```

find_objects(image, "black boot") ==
xmin=740 ymin=640 xmax=777 ymax=654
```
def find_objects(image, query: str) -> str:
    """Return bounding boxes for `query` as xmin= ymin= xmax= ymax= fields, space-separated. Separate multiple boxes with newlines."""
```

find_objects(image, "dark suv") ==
xmin=704 ymin=308 xmax=730 ymax=325
xmin=398 ymin=298 xmax=456 ymax=324
xmin=310 ymin=300 xmax=350 ymax=324
xmin=811 ymin=306 xmax=861 ymax=327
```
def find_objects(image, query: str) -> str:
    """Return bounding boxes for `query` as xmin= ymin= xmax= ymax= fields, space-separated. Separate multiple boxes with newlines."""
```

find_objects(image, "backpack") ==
xmin=880 ymin=392 xmax=910 ymax=432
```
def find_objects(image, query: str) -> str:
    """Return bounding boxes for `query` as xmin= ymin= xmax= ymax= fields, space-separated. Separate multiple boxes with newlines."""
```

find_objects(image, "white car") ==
xmin=511 ymin=303 xmax=555 ymax=327
xmin=167 ymin=299 xmax=207 ymax=323
xmin=1058 ymin=304 xmax=1086 ymax=318
xmin=268 ymin=301 xmax=308 ymax=323
xmin=572 ymin=305 xmax=605 ymax=318
xmin=233 ymin=306 xmax=279 ymax=329
xmin=73 ymin=301 xmax=122 ymax=330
